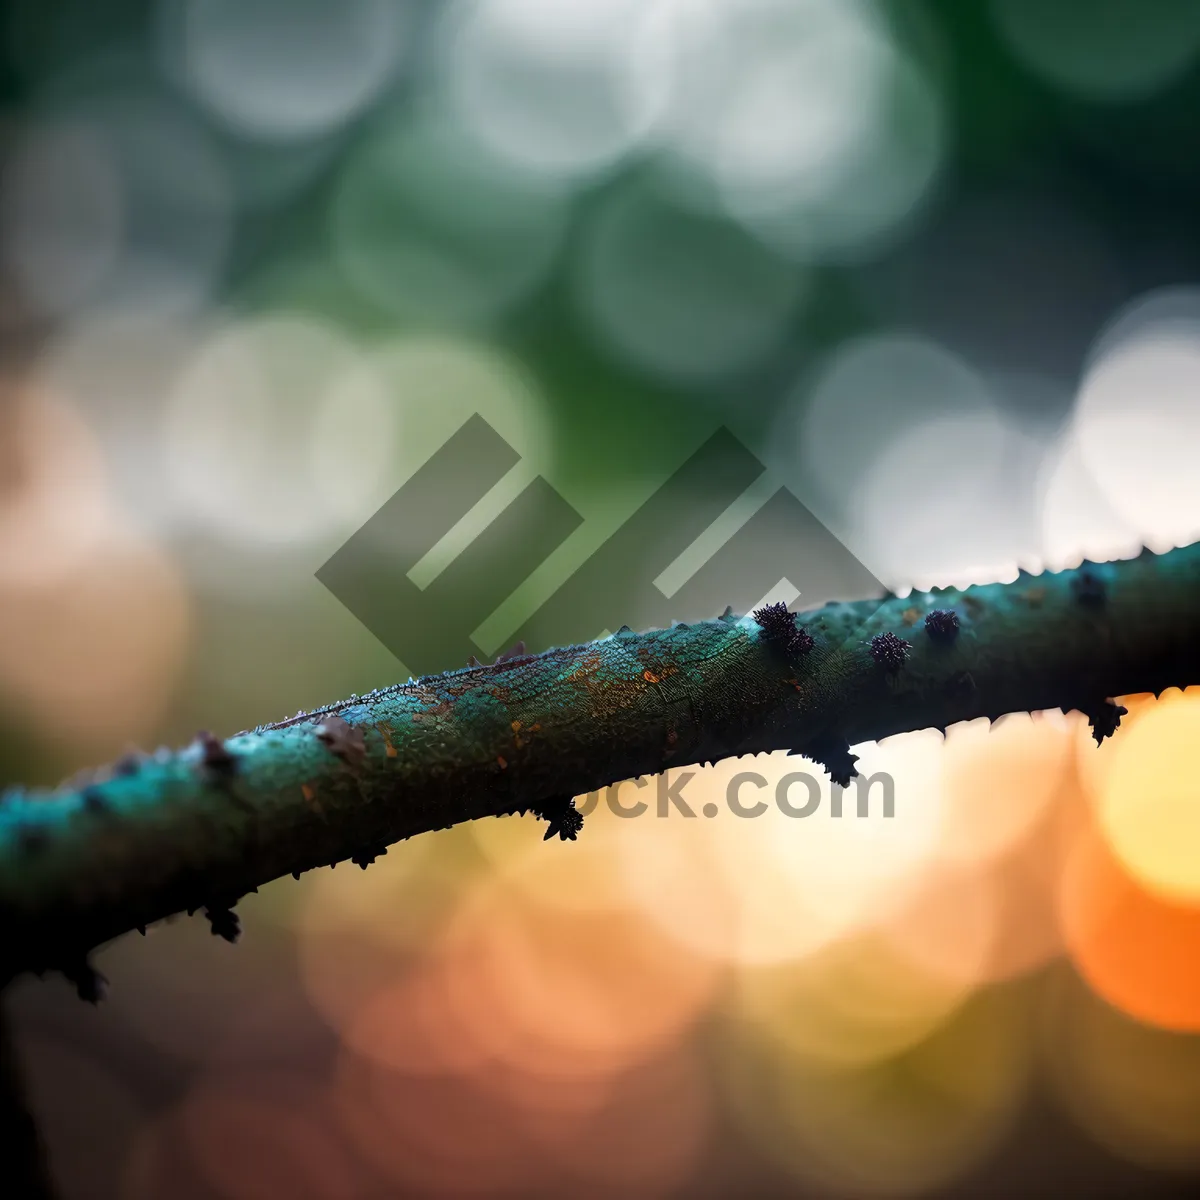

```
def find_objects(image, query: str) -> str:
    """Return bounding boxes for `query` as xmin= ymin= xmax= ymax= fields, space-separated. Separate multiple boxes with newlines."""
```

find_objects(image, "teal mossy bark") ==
xmin=2 ymin=542 xmax=1200 ymax=988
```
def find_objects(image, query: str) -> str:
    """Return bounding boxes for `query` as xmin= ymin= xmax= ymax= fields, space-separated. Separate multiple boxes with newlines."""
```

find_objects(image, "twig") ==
xmin=2 ymin=542 xmax=1199 ymax=988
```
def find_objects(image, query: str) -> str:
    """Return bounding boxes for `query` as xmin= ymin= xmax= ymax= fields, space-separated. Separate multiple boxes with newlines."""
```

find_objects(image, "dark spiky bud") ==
xmin=924 ymin=608 xmax=959 ymax=641
xmin=753 ymin=601 xmax=815 ymax=657
xmin=870 ymin=631 xmax=911 ymax=670
xmin=793 ymin=737 xmax=859 ymax=788
xmin=1087 ymin=700 xmax=1128 ymax=745
xmin=204 ymin=905 xmax=240 ymax=943
xmin=532 ymin=796 xmax=584 ymax=841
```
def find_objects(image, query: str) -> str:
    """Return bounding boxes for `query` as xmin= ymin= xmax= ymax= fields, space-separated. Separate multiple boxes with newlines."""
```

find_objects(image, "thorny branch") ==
xmin=2 ymin=542 xmax=1199 ymax=995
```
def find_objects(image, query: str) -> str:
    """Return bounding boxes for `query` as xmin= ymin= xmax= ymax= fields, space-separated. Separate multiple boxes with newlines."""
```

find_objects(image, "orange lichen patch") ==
xmin=566 ymin=653 xmax=602 ymax=682
xmin=496 ymin=755 xmax=507 ymax=769
xmin=643 ymin=670 xmax=660 ymax=683
xmin=300 ymin=783 xmax=322 ymax=815
xmin=378 ymin=724 xmax=398 ymax=758
xmin=1019 ymin=587 xmax=1046 ymax=607
xmin=437 ymin=876 xmax=719 ymax=1078
xmin=1060 ymin=821 xmax=1200 ymax=1032
xmin=901 ymin=607 xmax=922 ymax=626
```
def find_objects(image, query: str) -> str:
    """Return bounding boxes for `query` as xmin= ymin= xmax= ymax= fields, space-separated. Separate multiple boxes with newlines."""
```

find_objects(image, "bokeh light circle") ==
xmin=1 ymin=90 xmax=231 ymax=319
xmin=438 ymin=0 xmax=664 ymax=179
xmin=168 ymin=0 xmax=411 ymax=142
xmin=1086 ymin=690 xmax=1200 ymax=904
xmin=1070 ymin=287 xmax=1200 ymax=549
xmin=990 ymin=0 xmax=1200 ymax=103
xmin=161 ymin=312 xmax=369 ymax=545
xmin=575 ymin=181 xmax=806 ymax=385
xmin=331 ymin=102 xmax=569 ymax=325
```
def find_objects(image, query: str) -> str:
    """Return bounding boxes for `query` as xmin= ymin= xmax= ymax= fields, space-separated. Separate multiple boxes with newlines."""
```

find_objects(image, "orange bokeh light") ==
xmin=1060 ymin=821 xmax=1200 ymax=1032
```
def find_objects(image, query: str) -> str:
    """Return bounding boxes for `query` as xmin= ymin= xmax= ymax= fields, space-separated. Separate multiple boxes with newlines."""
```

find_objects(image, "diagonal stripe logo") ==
xmin=318 ymin=414 xmax=883 ymax=678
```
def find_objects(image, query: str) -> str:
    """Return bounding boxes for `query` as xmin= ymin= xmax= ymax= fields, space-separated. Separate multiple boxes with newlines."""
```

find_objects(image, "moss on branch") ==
xmin=3 ymin=543 xmax=1200 ymax=991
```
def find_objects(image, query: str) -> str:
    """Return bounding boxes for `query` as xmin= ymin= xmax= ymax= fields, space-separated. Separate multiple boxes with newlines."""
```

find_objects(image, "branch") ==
xmin=3 ymin=543 xmax=1200 ymax=989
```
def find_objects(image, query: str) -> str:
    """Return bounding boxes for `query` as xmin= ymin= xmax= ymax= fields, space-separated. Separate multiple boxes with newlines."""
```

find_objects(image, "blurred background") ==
xmin=4 ymin=0 xmax=1200 ymax=1196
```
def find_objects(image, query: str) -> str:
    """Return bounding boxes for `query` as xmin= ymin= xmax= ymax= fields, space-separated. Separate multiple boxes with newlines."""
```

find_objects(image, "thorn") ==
xmin=136 ymin=924 xmax=146 ymax=936
xmin=112 ymin=752 xmax=142 ymax=778
xmin=351 ymin=845 xmax=388 ymax=869
xmin=467 ymin=654 xmax=482 ymax=668
xmin=720 ymin=605 xmax=736 ymax=622
xmin=204 ymin=905 xmax=240 ymax=943
xmin=292 ymin=871 xmax=302 ymax=881
xmin=195 ymin=730 xmax=237 ymax=777
xmin=315 ymin=715 xmax=366 ymax=766
xmin=494 ymin=640 xmax=529 ymax=664
xmin=63 ymin=959 xmax=107 ymax=1004
xmin=1084 ymin=699 xmax=1128 ymax=745
xmin=796 ymin=737 xmax=859 ymax=788
xmin=531 ymin=796 xmax=584 ymax=841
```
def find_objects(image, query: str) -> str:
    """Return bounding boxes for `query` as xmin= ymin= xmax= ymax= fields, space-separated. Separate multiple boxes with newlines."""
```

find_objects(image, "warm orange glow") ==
xmin=1060 ymin=821 xmax=1200 ymax=1032
xmin=180 ymin=1071 xmax=364 ymax=1200
xmin=335 ymin=1048 xmax=545 ymax=1195
xmin=730 ymin=931 xmax=979 ymax=1070
xmin=436 ymin=874 xmax=720 ymax=1078
xmin=725 ymin=986 xmax=1031 ymax=1196
xmin=938 ymin=711 xmax=1075 ymax=865
xmin=341 ymin=963 xmax=493 ymax=1077
xmin=1088 ymin=689 xmax=1200 ymax=903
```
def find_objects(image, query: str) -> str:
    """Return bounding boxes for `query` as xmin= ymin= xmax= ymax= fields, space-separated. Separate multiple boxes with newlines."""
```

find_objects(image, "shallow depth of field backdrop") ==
xmin=4 ymin=1 xmax=1200 ymax=1197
